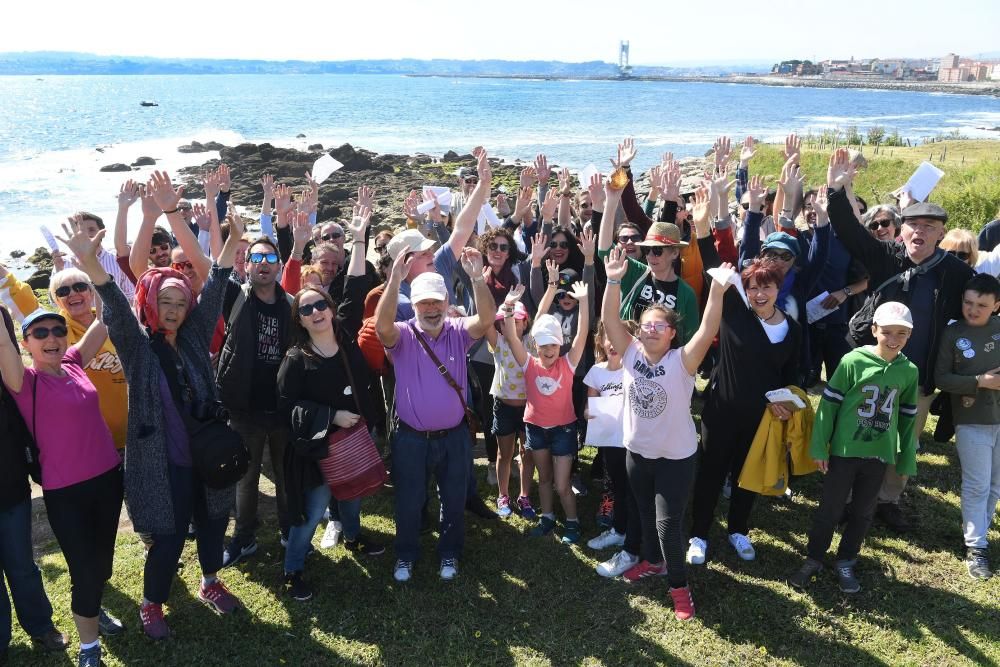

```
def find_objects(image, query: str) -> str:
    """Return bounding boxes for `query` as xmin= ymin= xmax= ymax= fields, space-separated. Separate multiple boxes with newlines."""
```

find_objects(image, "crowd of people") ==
xmin=2 ymin=135 xmax=1000 ymax=665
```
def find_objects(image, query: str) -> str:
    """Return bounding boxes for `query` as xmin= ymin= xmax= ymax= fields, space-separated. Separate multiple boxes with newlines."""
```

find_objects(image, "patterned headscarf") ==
xmin=134 ymin=267 xmax=194 ymax=333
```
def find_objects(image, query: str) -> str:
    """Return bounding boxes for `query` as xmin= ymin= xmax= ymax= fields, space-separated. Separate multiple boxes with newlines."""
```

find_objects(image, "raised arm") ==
xmin=500 ymin=286 xmax=529 ymax=367
xmin=375 ymin=252 xmax=412 ymax=349
xmin=681 ymin=268 xmax=732 ymax=375
xmin=129 ymin=186 xmax=162 ymax=279
xmin=460 ymin=248 xmax=497 ymax=339
xmin=528 ymin=231 xmax=549 ymax=306
xmin=73 ymin=291 xmax=109 ymax=366
xmin=600 ymin=247 xmax=635 ymax=361
xmin=596 ymin=175 xmax=622 ymax=253
xmin=448 ymin=148 xmax=492 ymax=259
xmin=738 ymin=175 xmax=767 ymax=268
xmin=0 ymin=308 xmax=25 ymax=393
xmin=826 ymin=148 xmax=891 ymax=274
xmin=556 ymin=167 xmax=572 ymax=228
xmin=168 ymin=175 xmax=213 ymax=283
xmin=566 ymin=280 xmax=590 ymax=368
xmin=114 ymin=180 xmax=139 ymax=258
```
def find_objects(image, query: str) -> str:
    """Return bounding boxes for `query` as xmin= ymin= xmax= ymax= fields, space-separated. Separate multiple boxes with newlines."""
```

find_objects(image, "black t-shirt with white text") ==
xmin=250 ymin=297 xmax=283 ymax=411
xmin=629 ymin=275 xmax=679 ymax=322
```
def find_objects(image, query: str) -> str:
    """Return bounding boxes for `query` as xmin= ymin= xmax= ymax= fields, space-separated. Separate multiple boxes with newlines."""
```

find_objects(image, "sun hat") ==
xmin=635 ymin=222 xmax=688 ymax=248
xmin=531 ymin=314 xmax=563 ymax=347
xmin=387 ymin=229 xmax=436 ymax=260
xmin=872 ymin=301 xmax=913 ymax=329
xmin=410 ymin=272 xmax=448 ymax=304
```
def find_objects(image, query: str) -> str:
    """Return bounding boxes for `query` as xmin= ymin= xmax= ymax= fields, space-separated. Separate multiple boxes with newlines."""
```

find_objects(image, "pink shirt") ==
xmin=9 ymin=348 xmax=121 ymax=490
xmin=523 ymin=356 xmax=577 ymax=428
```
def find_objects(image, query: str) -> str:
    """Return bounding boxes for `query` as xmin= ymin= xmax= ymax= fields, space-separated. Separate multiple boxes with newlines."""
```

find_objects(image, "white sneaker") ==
xmin=686 ymin=537 xmax=707 ymax=565
xmin=439 ymin=558 xmax=458 ymax=581
xmin=728 ymin=532 xmax=756 ymax=561
xmin=486 ymin=466 xmax=498 ymax=487
xmin=596 ymin=550 xmax=639 ymax=578
xmin=320 ymin=520 xmax=342 ymax=549
xmin=393 ymin=559 xmax=413 ymax=582
xmin=587 ymin=528 xmax=626 ymax=550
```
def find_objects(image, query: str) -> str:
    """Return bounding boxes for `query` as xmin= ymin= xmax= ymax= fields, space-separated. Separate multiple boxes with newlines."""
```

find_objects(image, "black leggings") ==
xmin=691 ymin=418 xmax=759 ymax=539
xmin=472 ymin=361 xmax=498 ymax=464
xmin=602 ymin=448 xmax=641 ymax=555
xmin=43 ymin=466 xmax=123 ymax=618
xmin=626 ymin=450 xmax=696 ymax=589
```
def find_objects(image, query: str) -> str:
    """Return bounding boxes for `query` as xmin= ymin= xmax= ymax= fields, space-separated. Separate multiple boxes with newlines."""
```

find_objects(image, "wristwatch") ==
xmin=843 ymin=286 xmax=853 ymax=297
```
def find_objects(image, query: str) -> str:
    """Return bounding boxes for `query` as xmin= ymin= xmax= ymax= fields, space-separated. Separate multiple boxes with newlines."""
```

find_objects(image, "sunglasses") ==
xmin=172 ymin=261 xmax=194 ymax=271
xmin=28 ymin=324 xmax=68 ymax=340
xmin=299 ymin=300 xmax=330 ymax=317
xmin=618 ymin=234 xmax=642 ymax=244
xmin=488 ymin=242 xmax=510 ymax=253
xmin=868 ymin=219 xmax=894 ymax=230
xmin=149 ymin=243 xmax=170 ymax=255
xmin=375 ymin=244 xmax=389 ymax=253
xmin=177 ymin=205 xmax=192 ymax=212
xmin=641 ymin=246 xmax=672 ymax=257
xmin=321 ymin=231 xmax=343 ymax=241
xmin=580 ymin=203 xmax=591 ymax=210
xmin=548 ymin=241 xmax=571 ymax=250
xmin=54 ymin=281 xmax=90 ymax=298
xmin=947 ymin=249 xmax=971 ymax=261
xmin=640 ymin=321 xmax=673 ymax=333
xmin=249 ymin=252 xmax=279 ymax=265
xmin=464 ymin=177 xmax=479 ymax=184
xmin=763 ymin=250 xmax=794 ymax=262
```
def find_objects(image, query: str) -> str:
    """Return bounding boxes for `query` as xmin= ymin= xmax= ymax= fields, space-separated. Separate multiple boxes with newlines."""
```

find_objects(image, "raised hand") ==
xmin=57 ymin=216 xmax=104 ymax=265
xmin=827 ymin=148 xmax=855 ymax=191
xmin=460 ymin=247 xmax=484 ymax=276
xmin=784 ymin=133 xmax=801 ymax=165
xmin=691 ymin=185 xmax=712 ymax=227
xmin=588 ymin=173 xmax=606 ymax=211
xmin=421 ymin=187 xmax=444 ymax=223
xmin=148 ymin=171 xmax=184 ymax=213
xmin=545 ymin=258 xmax=560 ymax=280
xmin=558 ymin=166 xmax=571 ymax=195
xmin=739 ymin=136 xmax=756 ymax=165
xmin=403 ymin=189 xmax=422 ymax=221
xmin=611 ymin=137 xmax=637 ymax=169
xmin=709 ymin=165 xmax=735 ymax=202
xmin=140 ymin=183 xmax=160 ymax=220
xmin=514 ymin=186 xmax=535 ymax=221
xmin=192 ymin=203 xmax=211 ymax=231
xmin=648 ymin=165 xmax=663 ymax=201
xmin=747 ymin=174 xmax=766 ymax=212
xmin=504 ymin=284 xmax=526 ymax=306
xmin=226 ymin=210 xmax=245 ymax=239
xmin=347 ymin=204 xmax=372 ymax=240
xmin=539 ymin=189 xmax=559 ymax=222
xmin=534 ymin=154 xmax=551 ymax=185
xmin=529 ymin=230 xmax=548 ymax=267
xmin=351 ymin=184 xmax=376 ymax=210
xmin=291 ymin=211 xmax=312 ymax=251
xmin=713 ymin=136 xmax=732 ymax=171
xmin=203 ymin=170 xmax=221 ymax=201
xmin=496 ymin=193 xmax=511 ymax=218
xmin=274 ymin=183 xmax=292 ymax=214
xmin=661 ymin=151 xmax=674 ymax=167
xmin=577 ymin=227 xmax=596 ymax=263
xmin=658 ymin=165 xmax=681 ymax=203
xmin=604 ymin=246 xmax=628 ymax=281
xmin=118 ymin=180 xmax=140 ymax=208
xmin=519 ymin=166 xmax=537 ymax=189
xmin=778 ymin=159 xmax=802 ymax=198
xmin=813 ymin=187 xmax=830 ymax=227
xmin=476 ymin=149 xmax=493 ymax=189
xmin=567 ymin=280 xmax=589 ymax=301
xmin=217 ymin=163 xmax=232 ymax=192
xmin=260 ymin=173 xmax=274 ymax=195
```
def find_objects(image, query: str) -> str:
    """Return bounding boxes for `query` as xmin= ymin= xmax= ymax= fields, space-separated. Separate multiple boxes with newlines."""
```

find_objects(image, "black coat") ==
xmin=0 ymin=306 xmax=33 ymax=511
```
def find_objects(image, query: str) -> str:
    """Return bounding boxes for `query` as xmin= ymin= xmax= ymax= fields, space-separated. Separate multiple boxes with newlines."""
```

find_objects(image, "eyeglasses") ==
xmin=298 ymin=300 xmax=330 ymax=317
xmin=868 ymin=219 xmax=894 ymax=230
xmin=763 ymin=250 xmax=794 ymax=262
xmin=947 ymin=249 xmax=971 ymax=261
xmin=149 ymin=243 xmax=170 ymax=255
xmin=640 ymin=321 xmax=673 ymax=333
xmin=54 ymin=281 xmax=90 ymax=298
xmin=172 ymin=261 xmax=194 ymax=271
xmin=641 ymin=246 xmax=670 ymax=257
xmin=28 ymin=325 xmax=68 ymax=340
xmin=177 ymin=205 xmax=192 ymax=212
xmin=548 ymin=241 xmax=570 ymax=250
xmin=249 ymin=252 xmax=279 ymax=265
xmin=618 ymin=234 xmax=642 ymax=244
xmin=488 ymin=243 xmax=510 ymax=253
xmin=555 ymin=291 xmax=574 ymax=300
xmin=464 ymin=177 xmax=479 ymax=184
xmin=321 ymin=231 xmax=343 ymax=241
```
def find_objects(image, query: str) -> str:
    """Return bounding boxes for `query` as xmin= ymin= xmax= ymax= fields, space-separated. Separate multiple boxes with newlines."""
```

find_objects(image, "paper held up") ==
xmin=706 ymin=266 xmax=749 ymax=307
xmin=805 ymin=291 xmax=839 ymax=324
xmin=585 ymin=396 xmax=624 ymax=447
xmin=577 ymin=164 xmax=600 ymax=189
xmin=765 ymin=388 xmax=807 ymax=411
xmin=40 ymin=225 xmax=59 ymax=252
xmin=902 ymin=161 xmax=945 ymax=203
xmin=417 ymin=187 xmax=454 ymax=214
xmin=310 ymin=154 xmax=344 ymax=185
xmin=476 ymin=203 xmax=503 ymax=234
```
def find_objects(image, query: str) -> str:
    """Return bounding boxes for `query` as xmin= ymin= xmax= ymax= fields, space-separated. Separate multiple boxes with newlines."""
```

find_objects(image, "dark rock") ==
xmin=308 ymin=143 xmax=324 ymax=151
xmin=27 ymin=247 xmax=52 ymax=266
xmin=203 ymin=141 xmax=225 ymax=151
xmin=10 ymin=250 xmax=25 ymax=259
xmin=178 ymin=141 xmax=207 ymax=153
xmin=296 ymin=133 xmax=306 ymax=138
xmin=132 ymin=156 xmax=156 ymax=166
xmin=26 ymin=269 xmax=51 ymax=290
xmin=410 ymin=154 xmax=434 ymax=165
xmin=100 ymin=163 xmax=132 ymax=172
xmin=442 ymin=150 xmax=460 ymax=161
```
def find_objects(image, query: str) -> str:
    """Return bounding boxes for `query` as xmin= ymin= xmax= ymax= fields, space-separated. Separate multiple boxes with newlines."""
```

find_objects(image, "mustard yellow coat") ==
xmin=738 ymin=386 xmax=819 ymax=496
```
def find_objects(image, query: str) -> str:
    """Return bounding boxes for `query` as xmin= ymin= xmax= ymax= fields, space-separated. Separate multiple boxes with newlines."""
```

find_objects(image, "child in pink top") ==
xmin=503 ymin=280 xmax=590 ymax=544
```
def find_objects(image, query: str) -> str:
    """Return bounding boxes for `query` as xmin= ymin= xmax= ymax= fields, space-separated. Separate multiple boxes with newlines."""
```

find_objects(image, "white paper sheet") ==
xmin=40 ymin=225 xmax=59 ymax=252
xmin=706 ymin=266 xmax=749 ymax=307
xmin=310 ymin=154 xmax=344 ymax=185
xmin=806 ymin=291 xmax=839 ymax=324
xmin=577 ymin=164 xmax=599 ymax=190
xmin=903 ymin=161 xmax=945 ymax=203
xmin=476 ymin=203 xmax=503 ymax=234
xmin=586 ymin=396 xmax=624 ymax=447
xmin=765 ymin=388 xmax=806 ymax=409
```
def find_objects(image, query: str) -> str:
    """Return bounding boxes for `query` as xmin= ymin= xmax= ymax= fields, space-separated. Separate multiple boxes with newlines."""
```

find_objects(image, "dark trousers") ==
xmin=144 ymin=464 xmax=228 ymax=604
xmin=230 ymin=412 xmax=290 ymax=538
xmin=626 ymin=450 xmax=696 ymax=589
xmin=43 ymin=466 xmax=123 ymax=618
xmin=1 ymin=499 xmax=57 ymax=647
xmin=471 ymin=361 xmax=498 ymax=464
xmin=602 ymin=448 xmax=641 ymax=556
xmin=807 ymin=456 xmax=886 ymax=565
xmin=691 ymin=419 xmax=758 ymax=539
xmin=809 ymin=321 xmax=851 ymax=382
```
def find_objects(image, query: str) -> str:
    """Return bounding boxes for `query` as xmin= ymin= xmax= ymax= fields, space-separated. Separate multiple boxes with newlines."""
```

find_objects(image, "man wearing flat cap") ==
xmin=826 ymin=154 xmax=973 ymax=533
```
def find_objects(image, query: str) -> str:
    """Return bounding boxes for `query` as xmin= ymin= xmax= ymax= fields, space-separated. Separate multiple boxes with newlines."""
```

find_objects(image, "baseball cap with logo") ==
xmin=387 ymin=229 xmax=436 ymax=261
xmin=872 ymin=301 xmax=913 ymax=329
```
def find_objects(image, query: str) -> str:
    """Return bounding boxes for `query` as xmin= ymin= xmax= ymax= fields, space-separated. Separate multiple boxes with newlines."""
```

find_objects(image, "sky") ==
xmin=7 ymin=0 xmax=999 ymax=65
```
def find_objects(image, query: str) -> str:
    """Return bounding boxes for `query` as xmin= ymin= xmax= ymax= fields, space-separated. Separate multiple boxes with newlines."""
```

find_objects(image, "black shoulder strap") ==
xmin=407 ymin=322 xmax=470 ymax=412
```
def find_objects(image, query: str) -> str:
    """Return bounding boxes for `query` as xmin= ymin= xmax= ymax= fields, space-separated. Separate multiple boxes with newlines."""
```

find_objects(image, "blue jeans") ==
xmin=393 ymin=424 xmax=471 ymax=562
xmin=285 ymin=483 xmax=331 ymax=573
xmin=0 ymin=499 xmax=56 ymax=648
xmin=525 ymin=423 xmax=578 ymax=457
xmin=326 ymin=495 xmax=362 ymax=541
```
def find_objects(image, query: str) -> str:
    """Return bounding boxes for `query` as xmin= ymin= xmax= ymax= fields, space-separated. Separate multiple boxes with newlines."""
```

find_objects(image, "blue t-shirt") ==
xmin=395 ymin=245 xmax=459 ymax=321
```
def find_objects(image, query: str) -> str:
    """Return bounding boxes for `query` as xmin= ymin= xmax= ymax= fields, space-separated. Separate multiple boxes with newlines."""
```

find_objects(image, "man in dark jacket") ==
xmin=218 ymin=237 xmax=294 ymax=566
xmin=0 ymin=305 xmax=69 ymax=660
xmin=827 ymin=151 xmax=974 ymax=532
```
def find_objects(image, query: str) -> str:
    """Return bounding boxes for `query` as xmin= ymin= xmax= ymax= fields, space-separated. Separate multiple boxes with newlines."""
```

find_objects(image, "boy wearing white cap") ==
xmin=790 ymin=301 xmax=919 ymax=593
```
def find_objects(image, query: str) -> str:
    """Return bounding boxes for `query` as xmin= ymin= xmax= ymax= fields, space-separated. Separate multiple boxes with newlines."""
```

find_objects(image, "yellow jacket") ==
xmin=738 ymin=386 xmax=818 ymax=496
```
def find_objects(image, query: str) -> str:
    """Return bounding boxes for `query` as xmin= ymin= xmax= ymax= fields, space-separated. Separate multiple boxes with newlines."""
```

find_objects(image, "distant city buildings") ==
xmin=767 ymin=53 xmax=998 ymax=84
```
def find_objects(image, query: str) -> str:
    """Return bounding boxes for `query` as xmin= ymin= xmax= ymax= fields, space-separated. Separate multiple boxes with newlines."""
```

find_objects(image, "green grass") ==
xmin=8 ymin=390 xmax=1000 ymax=666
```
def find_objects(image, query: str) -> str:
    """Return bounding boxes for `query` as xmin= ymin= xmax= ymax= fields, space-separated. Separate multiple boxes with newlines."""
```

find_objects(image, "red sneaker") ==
xmin=139 ymin=602 xmax=170 ymax=640
xmin=621 ymin=560 xmax=667 ymax=582
xmin=198 ymin=579 xmax=242 ymax=614
xmin=670 ymin=586 xmax=696 ymax=621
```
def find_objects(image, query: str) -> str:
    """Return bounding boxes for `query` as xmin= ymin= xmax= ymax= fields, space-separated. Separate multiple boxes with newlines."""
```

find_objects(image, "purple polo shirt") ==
xmin=388 ymin=318 xmax=474 ymax=431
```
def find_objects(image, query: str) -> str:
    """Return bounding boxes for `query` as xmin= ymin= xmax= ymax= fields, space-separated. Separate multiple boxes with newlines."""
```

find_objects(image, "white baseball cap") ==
xmin=531 ymin=314 xmax=564 ymax=347
xmin=873 ymin=301 xmax=913 ymax=329
xmin=410 ymin=272 xmax=448 ymax=304
xmin=387 ymin=229 xmax=436 ymax=260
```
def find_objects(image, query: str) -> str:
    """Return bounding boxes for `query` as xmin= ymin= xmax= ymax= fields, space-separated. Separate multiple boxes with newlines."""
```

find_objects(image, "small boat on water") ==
xmin=140 ymin=101 xmax=158 ymax=107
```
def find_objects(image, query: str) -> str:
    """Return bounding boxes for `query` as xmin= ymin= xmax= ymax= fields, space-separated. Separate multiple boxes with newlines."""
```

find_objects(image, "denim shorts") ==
xmin=525 ymin=423 xmax=578 ymax=457
xmin=492 ymin=400 xmax=526 ymax=437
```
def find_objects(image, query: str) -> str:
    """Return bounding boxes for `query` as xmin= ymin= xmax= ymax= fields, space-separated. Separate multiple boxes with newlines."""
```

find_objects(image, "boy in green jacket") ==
xmin=790 ymin=301 xmax=919 ymax=593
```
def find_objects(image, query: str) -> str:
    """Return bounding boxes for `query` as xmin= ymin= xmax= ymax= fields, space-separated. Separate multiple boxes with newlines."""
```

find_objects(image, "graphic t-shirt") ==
xmin=621 ymin=341 xmax=697 ymax=460
xmin=583 ymin=362 xmax=624 ymax=447
xmin=629 ymin=276 xmax=679 ymax=322
xmin=490 ymin=335 xmax=527 ymax=401
xmin=250 ymin=297 xmax=283 ymax=411
xmin=523 ymin=356 xmax=577 ymax=428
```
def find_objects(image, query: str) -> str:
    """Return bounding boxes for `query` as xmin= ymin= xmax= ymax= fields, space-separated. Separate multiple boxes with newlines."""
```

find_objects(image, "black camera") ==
xmin=190 ymin=400 xmax=230 ymax=423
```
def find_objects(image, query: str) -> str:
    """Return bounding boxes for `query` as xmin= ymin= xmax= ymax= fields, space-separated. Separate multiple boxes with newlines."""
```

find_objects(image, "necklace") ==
xmin=756 ymin=307 xmax=778 ymax=323
xmin=310 ymin=341 xmax=338 ymax=358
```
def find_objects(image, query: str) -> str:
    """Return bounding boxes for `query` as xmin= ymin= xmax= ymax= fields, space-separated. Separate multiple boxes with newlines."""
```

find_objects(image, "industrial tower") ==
xmin=618 ymin=41 xmax=632 ymax=78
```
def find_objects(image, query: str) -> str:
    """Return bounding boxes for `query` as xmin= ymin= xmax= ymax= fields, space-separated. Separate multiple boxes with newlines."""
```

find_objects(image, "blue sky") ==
xmin=8 ymin=0 xmax=999 ymax=64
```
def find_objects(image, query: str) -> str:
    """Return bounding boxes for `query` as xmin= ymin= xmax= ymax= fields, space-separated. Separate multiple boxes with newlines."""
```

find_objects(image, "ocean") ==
xmin=1 ymin=73 xmax=999 ymax=255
